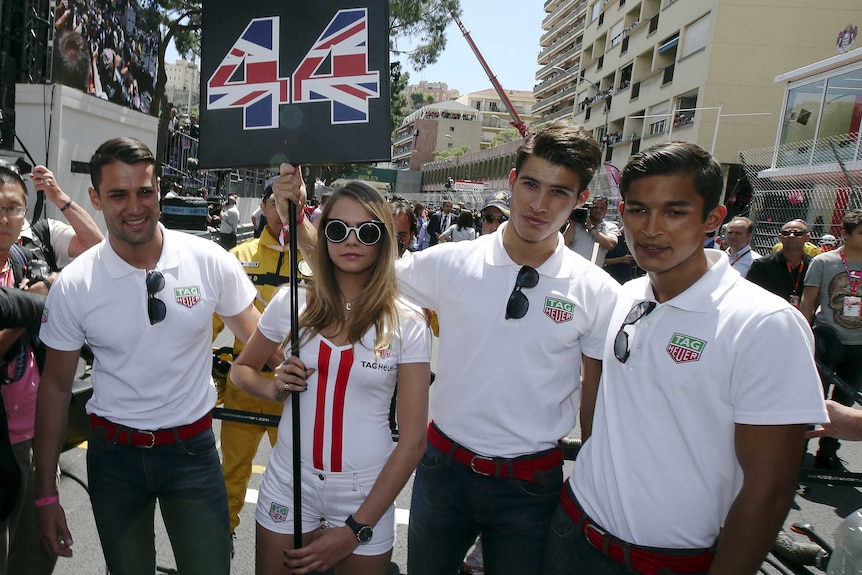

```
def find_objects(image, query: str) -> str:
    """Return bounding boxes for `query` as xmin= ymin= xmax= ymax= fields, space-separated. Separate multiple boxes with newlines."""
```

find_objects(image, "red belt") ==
xmin=561 ymin=485 xmax=713 ymax=575
xmin=90 ymin=413 xmax=212 ymax=448
xmin=427 ymin=421 xmax=562 ymax=485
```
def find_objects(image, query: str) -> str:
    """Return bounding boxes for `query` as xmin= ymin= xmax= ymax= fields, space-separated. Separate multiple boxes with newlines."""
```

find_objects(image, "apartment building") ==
xmin=405 ymin=80 xmax=460 ymax=108
xmin=164 ymin=59 xmax=200 ymax=108
xmin=391 ymin=100 xmax=482 ymax=171
xmin=533 ymin=0 xmax=591 ymax=124
xmin=456 ymin=89 xmax=539 ymax=148
xmin=540 ymin=0 xmax=858 ymax=173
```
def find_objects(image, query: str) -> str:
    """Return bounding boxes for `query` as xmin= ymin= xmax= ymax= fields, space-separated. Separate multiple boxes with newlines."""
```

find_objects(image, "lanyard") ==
xmin=729 ymin=246 xmax=751 ymax=267
xmin=840 ymin=248 xmax=861 ymax=296
xmin=786 ymin=260 xmax=804 ymax=296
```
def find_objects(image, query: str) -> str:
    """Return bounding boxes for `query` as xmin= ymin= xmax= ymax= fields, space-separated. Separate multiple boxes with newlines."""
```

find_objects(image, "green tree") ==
xmin=410 ymin=90 xmax=426 ymax=109
xmin=490 ymin=127 xmax=522 ymax=147
xmin=433 ymin=145 xmax=469 ymax=161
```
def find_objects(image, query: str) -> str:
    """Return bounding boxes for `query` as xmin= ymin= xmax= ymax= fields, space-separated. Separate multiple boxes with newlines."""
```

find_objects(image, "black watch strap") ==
xmin=346 ymin=514 xmax=373 ymax=544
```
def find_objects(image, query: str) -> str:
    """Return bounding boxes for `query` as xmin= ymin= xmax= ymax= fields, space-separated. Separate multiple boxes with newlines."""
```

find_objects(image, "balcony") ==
xmin=538 ymin=22 xmax=585 ymax=63
xmin=540 ymin=1 xmax=587 ymax=45
xmin=540 ymin=105 xmax=576 ymax=123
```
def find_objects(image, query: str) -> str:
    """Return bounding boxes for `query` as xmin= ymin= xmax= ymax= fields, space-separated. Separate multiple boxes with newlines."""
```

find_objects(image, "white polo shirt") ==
xmin=396 ymin=222 xmax=620 ymax=458
xmin=726 ymin=244 xmax=761 ymax=276
xmin=41 ymin=226 xmax=256 ymax=429
xmin=571 ymin=250 xmax=828 ymax=549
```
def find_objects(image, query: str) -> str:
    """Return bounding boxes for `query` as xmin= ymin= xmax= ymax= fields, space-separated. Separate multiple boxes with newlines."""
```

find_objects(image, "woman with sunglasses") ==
xmin=231 ymin=181 xmax=431 ymax=575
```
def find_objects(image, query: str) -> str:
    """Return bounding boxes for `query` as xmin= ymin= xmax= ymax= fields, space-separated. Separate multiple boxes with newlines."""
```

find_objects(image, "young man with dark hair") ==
xmin=546 ymin=142 xmax=827 ymax=574
xmin=801 ymin=208 xmax=862 ymax=470
xmin=33 ymin=137 xmax=263 ymax=575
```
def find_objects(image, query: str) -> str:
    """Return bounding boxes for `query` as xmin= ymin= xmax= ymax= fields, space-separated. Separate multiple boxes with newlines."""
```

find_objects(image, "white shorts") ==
xmin=255 ymin=460 xmax=396 ymax=556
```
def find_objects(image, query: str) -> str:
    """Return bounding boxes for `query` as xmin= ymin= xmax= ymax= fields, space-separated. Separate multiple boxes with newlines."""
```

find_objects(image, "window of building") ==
xmin=648 ymin=103 xmax=669 ymax=137
xmin=610 ymin=21 xmax=624 ymax=48
xmin=779 ymin=79 xmax=825 ymax=149
xmin=681 ymin=13 xmax=710 ymax=58
xmin=591 ymin=2 xmax=600 ymax=22
xmin=816 ymin=67 xmax=862 ymax=162
xmin=674 ymin=92 xmax=698 ymax=128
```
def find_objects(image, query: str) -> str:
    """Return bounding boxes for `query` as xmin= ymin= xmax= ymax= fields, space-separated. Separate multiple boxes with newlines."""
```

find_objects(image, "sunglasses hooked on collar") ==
xmin=146 ymin=270 xmax=166 ymax=325
xmin=613 ymin=301 xmax=656 ymax=363
xmin=505 ymin=266 xmax=539 ymax=320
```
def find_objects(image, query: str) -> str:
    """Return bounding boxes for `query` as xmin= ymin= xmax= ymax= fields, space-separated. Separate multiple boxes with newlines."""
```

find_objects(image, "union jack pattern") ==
xmin=207 ymin=17 xmax=290 ymax=130
xmin=292 ymin=8 xmax=380 ymax=124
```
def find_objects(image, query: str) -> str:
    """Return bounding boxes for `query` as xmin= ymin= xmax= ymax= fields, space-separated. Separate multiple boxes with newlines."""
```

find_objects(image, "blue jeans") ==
xmin=408 ymin=441 xmax=562 ymax=575
xmin=543 ymin=500 xmax=710 ymax=575
xmin=87 ymin=427 xmax=231 ymax=575
xmin=544 ymin=503 xmax=634 ymax=575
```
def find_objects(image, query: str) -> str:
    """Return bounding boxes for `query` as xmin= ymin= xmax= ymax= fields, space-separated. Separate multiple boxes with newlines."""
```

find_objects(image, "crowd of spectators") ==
xmin=53 ymin=0 xmax=159 ymax=114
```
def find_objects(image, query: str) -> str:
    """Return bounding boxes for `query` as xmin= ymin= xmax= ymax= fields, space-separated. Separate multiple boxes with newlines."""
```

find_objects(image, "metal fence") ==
xmin=739 ymin=132 xmax=861 ymax=254
xmin=161 ymin=131 xmax=274 ymax=198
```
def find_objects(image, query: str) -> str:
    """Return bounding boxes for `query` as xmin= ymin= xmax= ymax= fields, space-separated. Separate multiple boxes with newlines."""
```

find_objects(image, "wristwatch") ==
xmin=346 ymin=514 xmax=373 ymax=544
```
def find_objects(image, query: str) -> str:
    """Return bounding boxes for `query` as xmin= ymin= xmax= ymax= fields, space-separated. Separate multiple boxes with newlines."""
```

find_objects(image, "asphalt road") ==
xmin=49 ymin=332 xmax=862 ymax=575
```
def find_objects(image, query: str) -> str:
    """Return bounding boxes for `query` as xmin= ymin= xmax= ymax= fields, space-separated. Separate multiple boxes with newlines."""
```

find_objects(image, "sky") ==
xmin=165 ymin=0 xmax=546 ymax=97
xmin=398 ymin=1 xmax=546 ymax=95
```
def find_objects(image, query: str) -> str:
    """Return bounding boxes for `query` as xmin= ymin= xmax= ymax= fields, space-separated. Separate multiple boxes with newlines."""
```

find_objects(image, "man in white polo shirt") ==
xmin=545 ymin=142 xmax=828 ymax=574
xmin=33 ymin=137 xmax=263 ymax=575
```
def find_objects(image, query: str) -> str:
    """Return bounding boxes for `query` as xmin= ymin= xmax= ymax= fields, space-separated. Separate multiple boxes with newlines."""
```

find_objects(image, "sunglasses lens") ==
xmin=325 ymin=220 xmax=349 ymax=243
xmin=148 ymin=297 xmax=166 ymax=325
xmin=482 ymin=215 xmax=494 ymax=223
xmin=146 ymin=271 xmax=165 ymax=295
xmin=506 ymin=291 xmax=529 ymax=320
xmin=357 ymin=222 xmax=382 ymax=245
xmin=613 ymin=330 xmax=629 ymax=363
xmin=517 ymin=266 xmax=540 ymax=289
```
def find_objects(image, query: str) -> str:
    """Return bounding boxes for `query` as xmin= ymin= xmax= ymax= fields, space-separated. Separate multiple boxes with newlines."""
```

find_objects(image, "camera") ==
xmin=26 ymin=259 xmax=51 ymax=288
xmin=571 ymin=202 xmax=594 ymax=224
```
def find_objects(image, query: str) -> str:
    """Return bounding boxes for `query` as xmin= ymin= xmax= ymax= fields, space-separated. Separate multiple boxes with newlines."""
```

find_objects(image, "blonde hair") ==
xmin=293 ymin=181 xmax=399 ymax=352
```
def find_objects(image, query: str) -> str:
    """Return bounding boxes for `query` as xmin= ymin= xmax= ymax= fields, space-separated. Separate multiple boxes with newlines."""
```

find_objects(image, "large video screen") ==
xmin=52 ymin=0 xmax=160 ymax=115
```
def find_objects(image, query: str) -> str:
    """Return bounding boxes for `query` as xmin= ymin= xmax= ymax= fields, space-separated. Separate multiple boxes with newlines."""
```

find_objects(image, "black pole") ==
xmin=288 ymin=200 xmax=303 ymax=549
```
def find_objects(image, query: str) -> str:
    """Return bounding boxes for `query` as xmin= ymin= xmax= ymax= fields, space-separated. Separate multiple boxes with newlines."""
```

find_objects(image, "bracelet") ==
xmin=35 ymin=495 xmax=59 ymax=507
xmin=295 ymin=207 xmax=306 ymax=225
xmin=59 ymin=200 xmax=72 ymax=212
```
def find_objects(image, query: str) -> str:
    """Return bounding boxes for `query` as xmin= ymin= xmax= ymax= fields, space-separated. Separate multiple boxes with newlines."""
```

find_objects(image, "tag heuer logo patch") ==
xmin=666 ymin=333 xmax=706 ymax=363
xmin=543 ymin=297 xmax=574 ymax=323
xmin=174 ymin=286 xmax=202 ymax=308
xmin=268 ymin=502 xmax=288 ymax=523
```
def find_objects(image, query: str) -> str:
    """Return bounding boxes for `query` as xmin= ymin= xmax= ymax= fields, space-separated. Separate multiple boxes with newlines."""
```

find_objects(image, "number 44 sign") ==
xmin=199 ymin=0 xmax=390 ymax=169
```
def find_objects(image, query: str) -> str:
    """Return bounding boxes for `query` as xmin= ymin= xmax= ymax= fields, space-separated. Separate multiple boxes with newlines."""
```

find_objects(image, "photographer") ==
xmin=563 ymin=194 xmax=618 ymax=266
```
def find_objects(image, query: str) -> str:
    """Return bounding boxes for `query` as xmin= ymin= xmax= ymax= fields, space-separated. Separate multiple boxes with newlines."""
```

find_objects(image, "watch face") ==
xmin=357 ymin=525 xmax=373 ymax=543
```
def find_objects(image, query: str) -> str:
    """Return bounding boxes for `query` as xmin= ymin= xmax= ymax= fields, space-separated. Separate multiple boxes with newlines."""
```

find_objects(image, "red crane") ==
xmin=451 ymin=13 xmax=530 ymax=138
